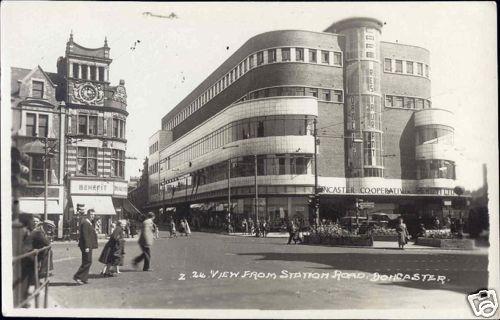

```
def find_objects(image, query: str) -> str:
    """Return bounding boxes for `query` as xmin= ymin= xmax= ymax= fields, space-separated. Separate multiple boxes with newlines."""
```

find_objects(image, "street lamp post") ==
xmin=254 ymin=154 xmax=258 ymax=225
xmin=43 ymin=137 xmax=49 ymax=221
xmin=313 ymin=118 xmax=319 ymax=226
xmin=222 ymin=145 xmax=239 ymax=231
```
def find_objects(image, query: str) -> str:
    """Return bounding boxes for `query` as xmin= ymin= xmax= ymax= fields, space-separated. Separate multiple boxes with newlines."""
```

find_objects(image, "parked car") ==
xmin=368 ymin=213 xmax=400 ymax=228
xmin=340 ymin=216 xmax=368 ymax=229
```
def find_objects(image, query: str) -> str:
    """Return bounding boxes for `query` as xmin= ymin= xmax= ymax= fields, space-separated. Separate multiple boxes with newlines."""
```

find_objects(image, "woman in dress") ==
xmin=395 ymin=217 xmax=410 ymax=250
xmin=183 ymin=219 xmax=191 ymax=237
xmin=99 ymin=220 xmax=124 ymax=276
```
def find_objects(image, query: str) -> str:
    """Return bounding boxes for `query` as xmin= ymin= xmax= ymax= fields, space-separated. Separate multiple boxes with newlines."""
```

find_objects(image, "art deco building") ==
xmin=146 ymin=17 xmax=462 ymax=230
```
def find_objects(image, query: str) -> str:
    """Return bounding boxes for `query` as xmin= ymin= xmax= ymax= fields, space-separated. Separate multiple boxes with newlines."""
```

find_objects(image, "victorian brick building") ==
xmin=11 ymin=33 xmax=137 ymax=237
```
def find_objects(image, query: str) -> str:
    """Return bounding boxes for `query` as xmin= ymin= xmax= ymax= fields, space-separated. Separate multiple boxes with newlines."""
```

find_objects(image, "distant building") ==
xmin=128 ymin=157 xmax=149 ymax=214
xmin=145 ymin=17 xmax=464 ymax=229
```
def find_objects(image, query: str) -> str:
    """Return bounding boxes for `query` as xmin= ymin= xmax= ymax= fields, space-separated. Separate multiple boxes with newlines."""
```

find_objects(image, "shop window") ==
xmin=26 ymin=113 xmax=37 ymax=137
xmin=32 ymin=81 xmax=44 ymax=99
xmin=281 ymin=48 xmax=290 ymax=61
xmin=384 ymin=58 xmax=392 ymax=72
xmin=309 ymin=49 xmax=317 ymax=63
xmin=296 ymin=48 xmax=304 ymax=61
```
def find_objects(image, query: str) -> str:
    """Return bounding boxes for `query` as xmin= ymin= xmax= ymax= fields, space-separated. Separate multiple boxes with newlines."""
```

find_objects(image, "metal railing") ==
xmin=12 ymin=246 xmax=52 ymax=308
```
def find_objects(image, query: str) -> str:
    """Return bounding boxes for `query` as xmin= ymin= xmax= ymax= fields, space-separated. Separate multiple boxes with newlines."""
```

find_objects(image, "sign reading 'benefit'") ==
xmin=71 ymin=180 xmax=128 ymax=197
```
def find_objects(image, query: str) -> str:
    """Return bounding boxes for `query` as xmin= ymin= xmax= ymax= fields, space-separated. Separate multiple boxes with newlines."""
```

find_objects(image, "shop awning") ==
xmin=19 ymin=199 xmax=63 ymax=214
xmin=123 ymin=199 xmax=141 ymax=215
xmin=71 ymin=195 xmax=116 ymax=215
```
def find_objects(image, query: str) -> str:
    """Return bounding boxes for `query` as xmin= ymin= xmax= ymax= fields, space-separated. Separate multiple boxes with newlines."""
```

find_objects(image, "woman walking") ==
xmin=396 ymin=217 xmax=410 ymax=250
xmin=169 ymin=219 xmax=177 ymax=238
xmin=99 ymin=220 xmax=125 ymax=276
xmin=183 ymin=219 xmax=191 ymax=237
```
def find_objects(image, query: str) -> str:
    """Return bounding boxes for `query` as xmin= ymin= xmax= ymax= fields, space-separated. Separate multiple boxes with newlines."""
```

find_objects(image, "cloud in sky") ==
xmin=2 ymin=2 xmax=497 ymax=191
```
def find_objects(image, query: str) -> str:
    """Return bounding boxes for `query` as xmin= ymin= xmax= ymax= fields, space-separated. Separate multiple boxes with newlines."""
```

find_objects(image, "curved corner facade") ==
xmin=147 ymin=17 xmax=464 ymax=228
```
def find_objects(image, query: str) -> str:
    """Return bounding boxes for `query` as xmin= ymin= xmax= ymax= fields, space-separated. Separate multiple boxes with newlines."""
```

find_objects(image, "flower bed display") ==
xmin=370 ymin=226 xmax=398 ymax=241
xmin=303 ymin=224 xmax=373 ymax=247
xmin=416 ymin=237 xmax=475 ymax=250
xmin=423 ymin=229 xmax=453 ymax=239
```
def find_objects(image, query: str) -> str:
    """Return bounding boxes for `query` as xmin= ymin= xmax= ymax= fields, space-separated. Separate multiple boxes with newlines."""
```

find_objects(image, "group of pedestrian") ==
xmin=73 ymin=208 xmax=158 ymax=285
xmin=168 ymin=218 xmax=191 ymax=238
xmin=16 ymin=214 xmax=55 ymax=306
xmin=241 ymin=218 xmax=269 ymax=237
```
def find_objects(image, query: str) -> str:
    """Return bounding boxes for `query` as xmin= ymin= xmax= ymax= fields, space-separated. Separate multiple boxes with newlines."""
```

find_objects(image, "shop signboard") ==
xmin=71 ymin=179 xmax=128 ymax=198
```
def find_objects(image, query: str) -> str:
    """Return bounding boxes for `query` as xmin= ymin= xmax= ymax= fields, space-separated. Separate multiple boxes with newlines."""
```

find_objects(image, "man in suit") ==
xmin=132 ymin=212 xmax=155 ymax=271
xmin=73 ymin=209 xmax=98 ymax=284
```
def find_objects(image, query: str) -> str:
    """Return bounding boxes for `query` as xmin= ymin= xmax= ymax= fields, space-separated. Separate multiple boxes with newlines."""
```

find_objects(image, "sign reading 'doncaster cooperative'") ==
xmin=319 ymin=186 xmax=457 ymax=196
xmin=71 ymin=180 xmax=129 ymax=198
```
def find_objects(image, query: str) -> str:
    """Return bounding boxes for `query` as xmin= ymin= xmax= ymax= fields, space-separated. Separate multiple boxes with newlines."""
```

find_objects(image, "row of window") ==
xmin=385 ymin=95 xmax=431 ymax=109
xmin=166 ymin=115 xmax=315 ymax=170
xmin=416 ymin=124 xmax=454 ymax=146
xmin=238 ymin=86 xmax=343 ymax=103
xmin=26 ymin=113 xmax=49 ymax=137
xmin=75 ymin=114 xmax=126 ymax=139
xmin=149 ymin=162 xmax=159 ymax=175
xmin=72 ymin=63 xmax=106 ymax=82
xmin=384 ymin=58 xmax=429 ymax=78
xmin=149 ymin=141 xmax=159 ymax=155
xmin=162 ymin=154 xmax=315 ymax=194
xmin=164 ymin=47 xmax=343 ymax=131
xmin=76 ymin=147 xmax=125 ymax=178
xmin=416 ymin=159 xmax=456 ymax=180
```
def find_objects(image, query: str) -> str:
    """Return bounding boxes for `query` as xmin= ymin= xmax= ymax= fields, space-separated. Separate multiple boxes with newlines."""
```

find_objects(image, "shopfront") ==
xmin=68 ymin=179 xmax=129 ymax=235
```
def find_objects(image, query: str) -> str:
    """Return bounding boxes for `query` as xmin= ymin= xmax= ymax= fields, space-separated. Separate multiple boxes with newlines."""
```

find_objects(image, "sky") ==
xmin=1 ymin=1 xmax=497 ymax=191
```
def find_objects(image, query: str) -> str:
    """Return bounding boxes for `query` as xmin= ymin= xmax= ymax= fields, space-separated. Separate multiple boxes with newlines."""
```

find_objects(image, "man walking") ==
xmin=286 ymin=220 xmax=297 ymax=245
xmin=132 ymin=212 xmax=155 ymax=271
xmin=73 ymin=209 xmax=98 ymax=284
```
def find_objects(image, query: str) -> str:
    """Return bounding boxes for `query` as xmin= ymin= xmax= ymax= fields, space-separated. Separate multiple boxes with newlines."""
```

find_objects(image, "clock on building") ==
xmin=72 ymin=81 xmax=104 ymax=106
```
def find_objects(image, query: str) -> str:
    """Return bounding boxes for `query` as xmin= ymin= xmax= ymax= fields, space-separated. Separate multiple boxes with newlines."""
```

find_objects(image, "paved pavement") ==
xmin=47 ymin=231 xmax=488 ymax=314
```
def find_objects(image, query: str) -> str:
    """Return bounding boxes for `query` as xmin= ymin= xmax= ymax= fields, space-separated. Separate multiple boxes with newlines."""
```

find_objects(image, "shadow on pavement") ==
xmin=237 ymin=251 xmax=488 ymax=294
xmin=50 ymin=282 xmax=80 ymax=287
